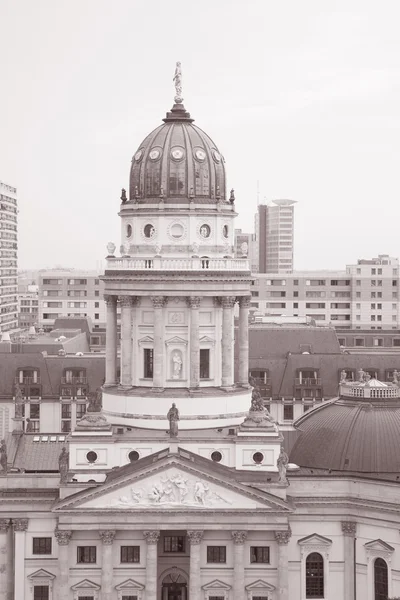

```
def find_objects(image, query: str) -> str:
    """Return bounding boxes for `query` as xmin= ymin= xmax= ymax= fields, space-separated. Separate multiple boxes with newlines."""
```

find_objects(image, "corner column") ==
xmin=238 ymin=296 xmax=251 ymax=386
xmin=0 ymin=519 xmax=10 ymax=600
xmin=275 ymin=528 xmax=292 ymax=600
xmin=130 ymin=297 xmax=140 ymax=386
xmin=143 ymin=530 xmax=160 ymax=600
xmin=342 ymin=521 xmax=356 ymax=600
xmin=188 ymin=297 xmax=201 ymax=388
xmin=55 ymin=528 xmax=72 ymax=600
xmin=188 ymin=530 xmax=203 ymax=600
xmin=151 ymin=297 xmax=166 ymax=389
xmin=104 ymin=295 xmax=118 ymax=386
xmin=221 ymin=296 xmax=236 ymax=387
xmin=99 ymin=530 xmax=116 ymax=600
xmin=119 ymin=296 xmax=133 ymax=388
xmin=12 ymin=518 xmax=28 ymax=600
xmin=232 ymin=531 xmax=247 ymax=600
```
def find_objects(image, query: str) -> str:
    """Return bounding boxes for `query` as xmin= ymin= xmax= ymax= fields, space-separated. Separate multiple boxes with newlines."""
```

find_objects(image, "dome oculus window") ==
xmin=149 ymin=148 xmax=161 ymax=161
xmin=199 ymin=224 xmax=211 ymax=239
xmin=252 ymin=452 xmax=264 ymax=464
xmin=195 ymin=149 xmax=206 ymax=162
xmin=223 ymin=225 xmax=228 ymax=238
xmin=128 ymin=450 xmax=140 ymax=463
xmin=170 ymin=223 xmax=184 ymax=239
xmin=134 ymin=149 xmax=144 ymax=162
xmin=86 ymin=451 xmax=98 ymax=464
xmin=211 ymin=451 xmax=222 ymax=463
xmin=170 ymin=147 xmax=185 ymax=161
xmin=144 ymin=224 xmax=156 ymax=238
xmin=212 ymin=150 xmax=221 ymax=163
xmin=126 ymin=224 xmax=132 ymax=238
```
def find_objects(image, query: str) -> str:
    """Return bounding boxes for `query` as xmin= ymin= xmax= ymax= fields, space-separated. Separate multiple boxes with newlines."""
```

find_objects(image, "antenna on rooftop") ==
xmin=257 ymin=180 xmax=260 ymax=206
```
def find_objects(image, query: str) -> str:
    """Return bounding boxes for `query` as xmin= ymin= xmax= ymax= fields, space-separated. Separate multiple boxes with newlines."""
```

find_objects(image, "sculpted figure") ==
xmin=172 ymin=352 xmax=182 ymax=379
xmin=393 ymin=369 xmax=399 ymax=384
xmin=340 ymin=369 xmax=347 ymax=383
xmin=167 ymin=403 xmax=179 ymax=437
xmin=194 ymin=481 xmax=209 ymax=505
xmin=277 ymin=447 xmax=289 ymax=483
xmin=251 ymin=388 xmax=265 ymax=412
xmin=0 ymin=440 xmax=7 ymax=473
xmin=87 ymin=388 xmax=102 ymax=413
xmin=358 ymin=368 xmax=365 ymax=383
xmin=58 ymin=447 xmax=69 ymax=483
xmin=120 ymin=188 xmax=127 ymax=202
xmin=14 ymin=384 xmax=24 ymax=419
xmin=173 ymin=61 xmax=183 ymax=101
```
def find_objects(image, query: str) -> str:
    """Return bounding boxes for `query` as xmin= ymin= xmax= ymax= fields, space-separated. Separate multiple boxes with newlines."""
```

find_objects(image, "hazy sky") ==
xmin=1 ymin=1 xmax=400 ymax=271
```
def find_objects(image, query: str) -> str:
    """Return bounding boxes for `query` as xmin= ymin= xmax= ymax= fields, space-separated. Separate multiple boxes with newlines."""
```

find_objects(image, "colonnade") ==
xmin=104 ymin=294 xmax=251 ymax=390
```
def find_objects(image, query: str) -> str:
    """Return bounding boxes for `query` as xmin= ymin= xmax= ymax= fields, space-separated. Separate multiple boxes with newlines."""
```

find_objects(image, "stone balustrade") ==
xmin=106 ymin=256 xmax=250 ymax=271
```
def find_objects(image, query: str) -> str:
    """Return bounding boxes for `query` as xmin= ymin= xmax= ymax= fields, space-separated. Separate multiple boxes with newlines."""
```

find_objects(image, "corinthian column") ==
xmin=99 ymin=530 xmax=116 ymax=600
xmin=0 ymin=519 xmax=10 ymax=600
xmin=275 ymin=528 xmax=292 ymax=600
xmin=238 ymin=296 xmax=251 ymax=387
xmin=151 ymin=297 xmax=166 ymax=389
xmin=188 ymin=530 xmax=203 ymax=600
xmin=119 ymin=296 xmax=133 ymax=388
xmin=55 ymin=528 xmax=72 ymax=600
xmin=131 ymin=297 xmax=140 ymax=386
xmin=221 ymin=296 xmax=236 ymax=387
xmin=232 ymin=531 xmax=247 ymax=600
xmin=188 ymin=297 xmax=201 ymax=388
xmin=143 ymin=531 xmax=160 ymax=600
xmin=104 ymin=295 xmax=117 ymax=386
xmin=12 ymin=519 xmax=28 ymax=600
xmin=342 ymin=521 xmax=356 ymax=600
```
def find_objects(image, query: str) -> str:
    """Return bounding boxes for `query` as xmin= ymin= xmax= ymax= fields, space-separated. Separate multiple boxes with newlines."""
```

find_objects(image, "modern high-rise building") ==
xmin=0 ymin=181 xmax=18 ymax=333
xmin=256 ymin=199 xmax=296 ymax=273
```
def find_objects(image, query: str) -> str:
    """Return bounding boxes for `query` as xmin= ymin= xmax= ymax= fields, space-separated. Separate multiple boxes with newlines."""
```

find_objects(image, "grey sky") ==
xmin=1 ymin=1 xmax=399 ymax=271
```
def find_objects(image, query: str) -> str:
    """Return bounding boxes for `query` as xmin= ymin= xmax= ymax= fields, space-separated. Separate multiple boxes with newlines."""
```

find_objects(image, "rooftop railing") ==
xmin=106 ymin=257 xmax=250 ymax=271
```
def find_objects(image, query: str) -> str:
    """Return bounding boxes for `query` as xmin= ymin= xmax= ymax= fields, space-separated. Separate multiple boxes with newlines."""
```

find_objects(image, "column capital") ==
xmin=143 ymin=530 xmax=160 ymax=545
xmin=12 ymin=518 xmax=28 ymax=532
xmin=341 ymin=521 xmax=357 ymax=537
xmin=104 ymin=294 xmax=117 ymax=306
xmin=187 ymin=296 xmax=201 ymax=309
xmin=151 ymin=296 xmax=167 ymax=309
xmin=0 ymin=518 xmax=10 ymax=532
xmin=55 ymin=528 xmax=72 ymax=545
xmin=232 ymin=530 xmax=247 ymax=544
xmin=221 ymin=296 xmax=236 ymax=309
xmin=239 ymin=295 xmax=252 ymax=308
xmin=274 ymin=528 xmax=292 ymax=545
xmin=99 ymin=530 xmax=116 ymax=545
xmin=187 ymin=530 xmax=204 ymax=545
xmin=118 ymin=295 xmax=133 ymax=308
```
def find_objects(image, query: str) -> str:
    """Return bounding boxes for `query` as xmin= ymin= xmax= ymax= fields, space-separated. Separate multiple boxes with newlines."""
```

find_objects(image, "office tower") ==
xmin=0 ymin=180 xmax=18 ymax=333
xmin=257 ymin=199 xmax=296 ymax=273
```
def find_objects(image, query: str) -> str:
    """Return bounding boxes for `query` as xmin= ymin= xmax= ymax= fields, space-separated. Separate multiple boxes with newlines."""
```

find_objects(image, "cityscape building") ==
xmin=0 ymin=72 xmax=399 ymax=600
xmin=0 ymin=181 xmax=18 ymax=333
xmin=18 ymin=284 xmax=39 ymax=329
xmin=256 ymin=199 xmax=296 ymax=274
xmin=234 ymin=229 xmax=258 ymax=272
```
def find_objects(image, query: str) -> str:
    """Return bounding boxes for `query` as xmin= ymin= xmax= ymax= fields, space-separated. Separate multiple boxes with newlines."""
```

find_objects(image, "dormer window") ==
xmin=63 ymin=369 xmax=86 ymax=384
xmin=17 ymin=369 xmax=39 ymax=384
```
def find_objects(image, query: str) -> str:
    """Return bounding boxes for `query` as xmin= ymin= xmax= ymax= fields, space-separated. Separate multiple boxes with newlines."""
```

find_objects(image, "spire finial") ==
xmin=173 ymin=61 xmax=183 ymax=104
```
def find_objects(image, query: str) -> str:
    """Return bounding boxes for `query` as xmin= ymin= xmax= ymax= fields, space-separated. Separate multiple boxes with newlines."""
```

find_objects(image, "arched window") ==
xmin=374 ymin=557 xmax=388 ymax=600
xmin=306 ymin=552 xmax=324 ymax=598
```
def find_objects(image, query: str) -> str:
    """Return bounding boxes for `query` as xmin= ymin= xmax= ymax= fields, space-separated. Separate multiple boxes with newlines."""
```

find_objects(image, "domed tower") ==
xmin=101 ymin=66 xmax=252 ymax=430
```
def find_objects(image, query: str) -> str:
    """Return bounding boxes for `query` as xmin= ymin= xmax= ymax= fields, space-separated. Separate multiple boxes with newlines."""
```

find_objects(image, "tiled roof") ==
xmin=12 ymin=434 xmax=67 ymax=471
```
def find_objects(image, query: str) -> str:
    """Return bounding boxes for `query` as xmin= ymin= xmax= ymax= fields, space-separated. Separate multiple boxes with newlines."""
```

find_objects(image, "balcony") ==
xmin=295 ymin=378 xmax=321 ymax=386
xmin=61 ymin=377 xmax=87 ymax=385
xmin=15 ymin=375 xmax=41 ymax=384
xmin=106 ymin=257 xmax=250 ymax=272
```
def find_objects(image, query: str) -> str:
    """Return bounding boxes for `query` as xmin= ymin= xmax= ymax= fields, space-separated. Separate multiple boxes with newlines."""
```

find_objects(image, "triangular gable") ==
xmin=115 ymin=578 xmax=145 ymax=591
xmin=71 ymin=579 xmax=101 ymax=591
xmin=54 ymin=454 xmax=290 ymax=513
xmin=28 ymin=569 xmax=55 ymax=581
xmin=298 ymin=533 xmax=332 ymax=547
xmin=364 ymin=539 xmax=394 ymax=552
xmin=165 ymin=336 xmax=188 ymax=346
xmin=246 ymin=579 xmax=275 ymax=591
xmin=200 ymin=335 xmax=215 ymax=345
xmin=202 ymin=579 xmax=231 ymax=590
xmin=137 ymin=335 xmax=153 ymax=346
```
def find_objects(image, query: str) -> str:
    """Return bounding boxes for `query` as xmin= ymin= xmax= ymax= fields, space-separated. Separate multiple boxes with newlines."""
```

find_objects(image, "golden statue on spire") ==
xmin=173 ymin=61 xmax=183 ymax=104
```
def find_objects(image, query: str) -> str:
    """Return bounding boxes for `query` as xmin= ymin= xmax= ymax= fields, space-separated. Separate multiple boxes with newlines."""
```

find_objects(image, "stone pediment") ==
xmin=202 ymin=579 xmax=231 ymax=590
xmin=54 ymin=454 xmax=290 ymax=513
xmin=137 ymin=335 xmax=153 ymax=346
xmin=298 ymin=533 xmax=332 ymax=547
xmin=165 ymin=336 xmax=188 ymax=346
xmin=364 ymin=539 xmax=394 ymax=552
xmin=246 ymin=579 xmax=275 ymax=591
xmin=115 ymin=578 xmax=145 ymax=591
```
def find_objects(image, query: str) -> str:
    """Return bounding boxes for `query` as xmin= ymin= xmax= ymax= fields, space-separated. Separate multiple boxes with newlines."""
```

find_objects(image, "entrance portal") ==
xmin=161 ymin=572 xmax=188 ymax=600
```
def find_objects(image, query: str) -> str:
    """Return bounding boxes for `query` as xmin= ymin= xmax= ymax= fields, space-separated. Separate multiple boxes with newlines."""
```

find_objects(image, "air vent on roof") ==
xmin=228 ymin=428 xmax=235 ymax=435
xmin=117 ymin=428 xmax=124 ymax=434
xmin=33 ymin=436 xmax=40 ymax=442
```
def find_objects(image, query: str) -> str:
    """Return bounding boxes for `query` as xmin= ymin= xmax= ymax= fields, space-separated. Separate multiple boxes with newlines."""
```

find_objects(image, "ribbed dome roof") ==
xmin=290 ymin=386 xmax=400 ymax=476
xmin=129 ymin=103 xmax=227 ymax=204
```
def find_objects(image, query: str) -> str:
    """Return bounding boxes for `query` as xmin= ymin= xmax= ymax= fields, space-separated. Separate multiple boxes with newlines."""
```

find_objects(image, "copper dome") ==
xmin=290 ymin=381 xmax=400 ymax=477
xmin=129 ymin=103 xmax=226 ymax=204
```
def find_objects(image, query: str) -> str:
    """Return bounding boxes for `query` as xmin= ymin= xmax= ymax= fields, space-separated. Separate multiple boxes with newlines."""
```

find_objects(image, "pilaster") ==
xmin=188 ymin=530 xmax=204 ymax=600
xmin=104 ymin=295 xmax=118 ymax=386
xmin=143 ymin=530 xmax=160 ymax=600
xmin=275 ymin=528 xmax=291 ymax=600
xmin=55 ymin=528 xmax=72 ymax=600
xmin=12 ymin=519 xmax=28 ymax=600
xmin=99 ymin=530 xmax=116 ymax=600
xmin=342 ymin=521 xmax=356 ymax=600
xmin=0 ymin=519 xmax=10 ymax=600
xmin=232 ymin=530 xmax=247 ymax=600
xmin=119 ymin=296 xmax=133 ymax=388
xmin=221 ymin=296 xmax=236 ymax=387
xmin=151 ymin=297 xmax=167 ymax=389
xmin=187 ymin=297 xmax=201 ymax=388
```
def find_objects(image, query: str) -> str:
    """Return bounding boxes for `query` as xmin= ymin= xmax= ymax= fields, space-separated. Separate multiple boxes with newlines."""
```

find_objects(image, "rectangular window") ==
xmin=95 ymin=290 xmax=99 ymax=297
xmin=250 ymin=546 xmax=270 ymax=563
xmin=209 ymin=597 xmax=225 ymax=600
xmin=283 ymin=404 xmax=294 ymax=421
xmin=121 ymin=545 xmax=140 ymax=563
xmin=61 ymin=404 xmax=71 ymax=419
xmin=95 ymin=313 xmax=99 ymax=320
xmin=122 ymin=596 xmax=138 ymax=600
xmin=200 ymin=349 xmax=210 ymax=379
xmin=32 ymin=537 xmax=52 ymax=555
xmin=77 ymin=546 xmax=96 ymax=563
xmin=355 ymin=339 xmax=365 ymax=347
xmin=144 ymin=349 xmax=154 ymax=379
xmin=356 ymin=292 xmax=361 ymax=298
xmin=207 ymin=546 xmax=226 ymax=563
xmin=95 ymin=302 xmax=99 ymax=308
xmin=164 ymin=536 xmax=185 ymax=553
xmin=33 ymin=587 xmax=49 ymax=600
xmin=76 ymin=404 xmax=87 ymax=419
xmin=30 ymin=404 xmax=40 ymax=419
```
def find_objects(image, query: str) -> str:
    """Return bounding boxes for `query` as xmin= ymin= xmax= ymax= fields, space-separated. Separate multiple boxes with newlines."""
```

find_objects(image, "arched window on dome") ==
xmin=145 ymin=160 xmax=161 ymax=196
xmin=306 ymin=552 xmax=324 ymax=598
xmin=374 ymin=557 xmax=388 ymax=600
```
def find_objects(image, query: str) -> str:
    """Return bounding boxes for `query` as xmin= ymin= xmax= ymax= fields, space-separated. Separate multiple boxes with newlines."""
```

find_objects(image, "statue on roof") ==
xmin=25 ymin=419 xmax=34 ymax=432
xmin=58 ymin=447 xmax=69 ymax=483
xmin=87 ymin=388 xmax=102 ymax=413
xmin=167 ymin=403 xmax=179 ymax=437
xmin=393 ymin=369 xmax=399 ymax=385
xmin=14 ymin=384 xmax=24 ymax=419
xmin=358 ymin=368 xmax=365 ymax=383
xmin=340 ymin=370 xmax=347 ymax=383
xmin=277 ymin=447 xmax=289 ymax=484
xmin=173 ymin=61 xmax=183 ymax=103
xmin=0 ymin=440 xmax=7 ymax=473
